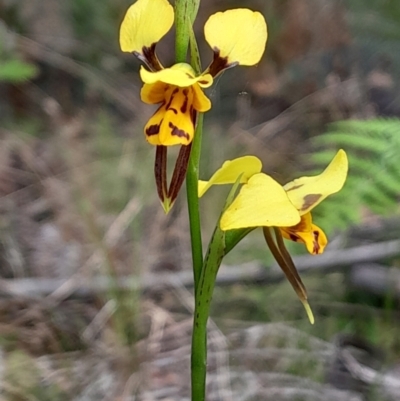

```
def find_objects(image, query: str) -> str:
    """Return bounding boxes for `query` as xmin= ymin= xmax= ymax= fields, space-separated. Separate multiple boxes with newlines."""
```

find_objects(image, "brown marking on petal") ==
xmin=301 ymin=194 xmax=322 ymax=212
xmin=186 ymin=72 xmax=194 ymax=78
xmin=312 ymin=230 xmax=320 ymax=254
xmin=286 ymin=184 xmax=304 ymax=192
xmin=289 ymin=233 xmax=299 ymax=242
xmin=168 ymin=122 xmax=190 ymax=141
xmin=190 ymin=106 xmax=196 ymax=124
xmin=154 ymin=145 xmax=167 ymax=201
xmin=165 ymin=92 xmax=175 ymax=110
xmin=165 ymin=88 xmax=180 ymax=113
xmin=207 ymin=48 xmax=238 ymax=77
xmin=180 ymin=89 xmax=189 ymax=113
xmin=139 ymin=43 xmax=162 ymax=71
xmin=198 ymin=79 xmax=209 ymax=85
xmin=146 ymin=123 xmax=161 ymax=136
xmin=168 ymin=144 xmax=192 ymax=203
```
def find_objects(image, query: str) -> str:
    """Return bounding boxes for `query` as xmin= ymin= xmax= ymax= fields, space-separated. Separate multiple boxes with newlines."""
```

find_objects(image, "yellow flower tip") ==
xmin=204 ymin=8 xmax=267 ymax=72
xmin=198 ymin=156 xmax=263 ymax=198
xmin=161 ymin=197 xmax=174 ymax=214
xmin=119 ymin=0 xmax=174 ymax=53
xmin=301 ymin=300 xmax=315 ymax=325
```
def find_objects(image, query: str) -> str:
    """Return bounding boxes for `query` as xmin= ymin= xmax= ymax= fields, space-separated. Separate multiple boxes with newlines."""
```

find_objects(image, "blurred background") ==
xmin=1 ymin=0 xmax=400 ymax=399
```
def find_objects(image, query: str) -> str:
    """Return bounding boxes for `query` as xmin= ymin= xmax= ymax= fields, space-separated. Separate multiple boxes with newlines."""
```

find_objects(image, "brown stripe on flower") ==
xmin=207 ymin=48 xmax=238 ymax=77
xmin=168 ymin=144 xmax=192 ymax=203
xmin=286 ymin=184 xmax=304 ymax=192
xmin=300 ymin=194 xmax=322 ymax=212
xmin=180 ymin=89 xmax=189 ymax=113
xmin=198 ymin=79 xmax=210 ymax=85
xmin=164 ymin=88 xmax=180 ymax=114
xmin=146 ymin=123 xmax=161 ymax=137
xmin=169 ymin=122 xmax=190 ymax=141
xmin=190 ymin=106 xmax=197 ymax=125
xmin=312 ymin=230 xmax=320 ymax=254
xmin=135 ymin=43 xmax=162 ymax=72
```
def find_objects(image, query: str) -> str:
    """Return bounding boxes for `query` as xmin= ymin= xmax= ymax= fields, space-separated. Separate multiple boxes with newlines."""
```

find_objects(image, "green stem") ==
xmin=191 ymin=225 xmax=225 ymax=401
xmin=186 ymin=114 xmax=204 ymax=290
xmin=174 ymin=2 xmax=206 ymax=399
xmin=175 ymin=0 xmax=200 ymax=62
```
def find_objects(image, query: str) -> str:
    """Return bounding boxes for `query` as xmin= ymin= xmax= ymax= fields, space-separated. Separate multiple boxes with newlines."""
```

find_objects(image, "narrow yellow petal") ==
xmin=284 ymin=150 xmax=348 ymax=215
xmin=204 ymin=9 xmax=267 ymax=66
xmin=119 ymin=0 xmax=174 ymax=53
xmin=140 ymin=64 xmax=213 ymax=88
xmin=220 ymin=173 xmax=300 ymax=230
xmin=198 ymin=156 xmax=262 ymax=197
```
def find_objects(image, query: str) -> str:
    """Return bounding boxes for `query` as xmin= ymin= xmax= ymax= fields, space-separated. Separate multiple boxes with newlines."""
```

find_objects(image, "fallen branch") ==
xmin=0 ymin=239 xmax=400 ymax=299
xmin=348 ymin=263 xmax=400 ymax=299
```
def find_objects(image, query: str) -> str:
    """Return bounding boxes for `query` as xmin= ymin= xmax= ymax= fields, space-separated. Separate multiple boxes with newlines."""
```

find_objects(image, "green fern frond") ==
xmin=308 ymin=118 xmax=400 ymax=235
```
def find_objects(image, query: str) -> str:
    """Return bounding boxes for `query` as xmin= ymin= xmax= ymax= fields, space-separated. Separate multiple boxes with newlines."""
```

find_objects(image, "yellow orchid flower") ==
xmin=200 ymin=150 xmax=348 ymax=254
xmin=199 ymin=150 xmax=348 ymax=323
xmin=120 ymin=0 xmax=268 ymax=146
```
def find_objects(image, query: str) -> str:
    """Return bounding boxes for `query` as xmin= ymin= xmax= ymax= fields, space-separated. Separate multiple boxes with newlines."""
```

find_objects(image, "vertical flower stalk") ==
xmin=174 ymin=0 xmax=204 ymax=290
xmin=173 ymin=3 xmax=206 ymax=399
xmin=175 ymin=0 xmax=200 ymax=63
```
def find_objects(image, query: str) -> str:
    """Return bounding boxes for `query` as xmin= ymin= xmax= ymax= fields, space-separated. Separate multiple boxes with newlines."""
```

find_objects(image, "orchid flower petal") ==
xmin=280 ymin=213 xmax=328 ymax=255
xmin=204 ymin=9 xmax=267 ymax=76
xmin=119 ymin=0 xmax=174 ymax=54
xmin=220 ymin=173 xmax=300 ymax=230
xmin=144 ymin=86 xmax=195 ymax=146
xmin=284 ymin=149 xmax=348 ymax=215
xmin=198 ymin=156 xmax=262 ymax=197
xmin=140 ymin=64 xmax=213 ymax=88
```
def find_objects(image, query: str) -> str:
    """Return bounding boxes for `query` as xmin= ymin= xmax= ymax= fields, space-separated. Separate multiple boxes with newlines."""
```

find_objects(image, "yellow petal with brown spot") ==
xmin=144 ymin=86 xmax=195 ymax=146
xmin=160 ymin=87 xmax=195 ymax=145
xmin=220 ymin=173 xmax=300 ymax=230
xmin=198 ymin=156 xmax=262 ymax=197
xmin=280 ymin=213 xmax=328 ymax=255
xmin=144 ymin=102 xmax=165 ymax=145
xmin=284 ymin=150 xmax=348 ymax=215
xmin=204 ymin=9 xmax=267 ymax=66
xmin=119 ymin=0 xmax=174 ymax=53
